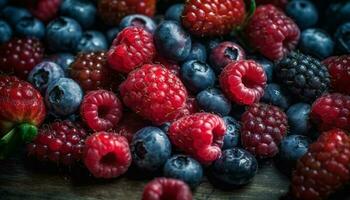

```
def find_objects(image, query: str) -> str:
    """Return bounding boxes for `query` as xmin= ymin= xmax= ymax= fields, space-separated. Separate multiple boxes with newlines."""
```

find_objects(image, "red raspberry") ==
xmin=98 ymin=0 xmax=156 ymax=26
xmin=290 ymin=129 xmax=350 ymax=200
xmin=29 ymin=0 xmax=61 ymax=22
xmin=310 ymin=93 xmax=350 ymax=132
xmin=0 ymin=76 xmax=46 ymax=133
xmin=182 ymin=0 xmax=246 ymax=37
xmin=142 ymin=178 xmax=192 ymax=200
xmin=115 ymin=112 xmax=149 ymax=143
xmin=241 ymin=103 xmax=288 ymax=158
xmin=245 ymin=5 xmax=300 ymax=61
xmin=119 ymin=64 xmax=188 ymax=125
xmin=70 ymin=52 xmax=115 ymax=92
xmin=168 ymin=113 xmax=226 ymax=164
xmin=154 ymin=56 xmax=180 ymax=77
xmin=168 ymin=97 xmax=199 ymax=121
xmin=83 ymin=132 xmax=131 ymax=179
xmin=323 ymin=55 xmax=350 ymax=95
xmin=27 ymin=120 xmax=88 ymax=166
xmin=256 ymin=0 xmax=288 ymax=9
xmin=219 ymin=60 xmax=267 ymax=105
xmin=80 ymin=90 xmax=123 ymax=132
xmin=0 ymin=38 xmax=44 ymax=79
xmin=108 ymin=27 xmax=156 ymax=74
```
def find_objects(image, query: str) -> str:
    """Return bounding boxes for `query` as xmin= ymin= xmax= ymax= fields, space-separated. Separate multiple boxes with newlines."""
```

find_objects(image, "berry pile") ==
xmin=0 ymin=0 xmax=349 ymax=200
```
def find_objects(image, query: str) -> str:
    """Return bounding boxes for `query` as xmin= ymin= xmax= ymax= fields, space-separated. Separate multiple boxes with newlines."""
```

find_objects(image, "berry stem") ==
xmin=0 ymin=123 xmax=38 ymax=159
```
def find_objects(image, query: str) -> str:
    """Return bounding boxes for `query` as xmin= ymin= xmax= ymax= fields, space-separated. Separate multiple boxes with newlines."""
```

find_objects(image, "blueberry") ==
xmin=209 ymin=148 xmax=258 ymax=188
xmin=262 ymin=83 xmax=291 ymax=110
xmin=181 ymin=60 xmax=216 ymax=93
xmin=15 ymin=17 xmax=45 ymax=39
xmin=159 ymin=122 xmax=171 ymax=133
xmin=185 ymin=42 xmax=207 ymax=63
xmin=45 ymin=78 xmax=83 ymax=116
xmin=299 ymin=28 xmax=334 ymax=59
xmin=222 ymin=116 xmax=240 ymax=150
xmin=48 ymin=53 xmax=75 ymax=75
xmin=286 ymin=0 xmax=318 ymax=30
xmin=164 ymin=4 xmax=184 ymax=22
xmin=28 ymin=61 xmax=65 ymax=93
xmin=2 ymin=6 xmax=31 ymax=26
xmin=276 ymin=135 xmax=310 ymax=175
xmin=204 ymin=38 xmax=222 ymax=55
xmin=250 ymin=55 xmax=274 ymax=83
xmin=196 ymin=88 xmax=231 ymax=116
xmin=154 ymin=20 xmax=191 ymax=62
xmin=131 ymin=127 xmax=172 ymax=172
xmin=120 ymin=14 xmax=156 ymax=33
xmin=334 ymin=22 xmax=350 ymax=54
xmin=75 ymin=31 xmax=108 ymax=53
xmin=0 ymin=20 xmax=12 ymax=44
xmin=210 ymin=42 xmax=245 ymax=73
xmin=106 ymin=27 xmax=120 ymax=44
xmin=324 ymin=1 xmax=350 ymax=33
xmin=286 ymin=103 xmax=311 ymax=135
xmin=60 ymin=0 xmax=96 ymax=29
xmin=0 ymin=0 xmax=7 ymax=9
xmin=46 ymin=17 xmax=83 ymax=52
xmin=163 ymin=155 xmax=203 ymax=188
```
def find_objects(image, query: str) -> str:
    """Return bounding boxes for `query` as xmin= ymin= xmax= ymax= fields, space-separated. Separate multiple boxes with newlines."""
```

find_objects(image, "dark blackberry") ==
xmin=275 ymin=52 xmax=330 ymax=103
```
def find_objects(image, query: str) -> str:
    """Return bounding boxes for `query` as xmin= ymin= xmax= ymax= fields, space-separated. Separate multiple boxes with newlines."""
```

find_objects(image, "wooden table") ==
xmin=1 ymin=152 xmax=349 ymax=200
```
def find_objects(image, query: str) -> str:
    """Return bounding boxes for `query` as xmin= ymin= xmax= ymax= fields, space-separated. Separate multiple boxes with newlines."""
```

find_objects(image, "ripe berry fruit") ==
xmin=27 ymin=120 xmax=87 ymax=166
xmin=83 ymin=132 xmax=131 ymax=179
xmin=310 ymin=93 xmax=350 ymax=132
xmin=70 ymin=52 xmax=114 ymax=91
xmin=29 ymin=0 xmax=61 ymax=22
xmin=241 ymin=103 xmax=288 ymax=158
xmin=108 ymin=26 xmax=156 ymax=73
xmin=0 ymin=37 xmax=44 ymax=79
xmin=323 ymin=55 xmax=350 ymax=95
xmin=168 ymin=113 xmax=226 ymax=164
xmin=182 ymin=0 xmax=245 ymax=37
xmin=115 ymin=112 xmax=148 ymax=143
xmin=245 ymin=5 xmax=300 ymax=60
xmin=80 ymin=90 xmax=123 ymax=132
xmin=119 ymin=64 xmax=188 ymax=125
xmin=98 ymin=0 xmax=156 ymax=26
xmin=219 ymin=60 xmax=267 ymax=105
xmin=290 ymin=129 xmax=350 ymax=200
xmin=142 ymin=178 xmax=192 ymax=200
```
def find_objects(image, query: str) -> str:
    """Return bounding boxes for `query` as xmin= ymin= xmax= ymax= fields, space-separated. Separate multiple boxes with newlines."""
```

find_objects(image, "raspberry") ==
xmin=154 ymin=56 xmax=180 ymax=77
xmin=182 ymin=0 xmax=245 ymax=37
xmin=276 ymin=52 xmax=330 ymax=103
xmin=0 ymin=38 xmax=44 ymax=79
xmin=167 ymin=97 xmax=199 ymax=121
xmin=80 ymin=90 xmax=123 ymax=132
xmin=70 ymin=52 xmax=115 ymax=91
xmin=168 ymin=113 xmax=226 ymax=164
xmin=256 ymin=0 xmax=288 ymax=9
xmin=27 ymin=120 xmax=88 ymax=166
xmin=245 ymin=5 xmax=300 ymax=60
xmin=323 ymin=55 xmax=350 ymax=95
xmin=219 ymin=60 xmax=267 ymax=105
xmin=290 ymin=129 xmax=350 ymax=200
xmin=115 ymin=112 xmax=149 ymax=143
xmin=142 ymin=178 xmax=192 ymax=200
xmin=98 ymin=0 xmax=156 ymax=26
xmin=108 ymin=27 xmax=156 ymax=73
xmin=119 ymin=64 xmax=188 ymax=125
xmin=310 ymin=93 xmax=350 ymax=132
xmin=241 ymin=103 xmax=288 ymax=158
xmin=29 ymin=0 xmax=61 ymax=22
xmin=83 ymin=132 xmax=131 ymax=179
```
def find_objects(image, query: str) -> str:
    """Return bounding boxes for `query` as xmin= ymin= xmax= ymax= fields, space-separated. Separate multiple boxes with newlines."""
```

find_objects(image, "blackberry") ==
xmin=276 ymin=52 xmax=330 ymax=103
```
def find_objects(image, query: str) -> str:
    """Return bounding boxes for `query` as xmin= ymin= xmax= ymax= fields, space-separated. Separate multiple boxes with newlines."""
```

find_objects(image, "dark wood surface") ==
xmin=0 ymin=152 xmax=349 ymax=200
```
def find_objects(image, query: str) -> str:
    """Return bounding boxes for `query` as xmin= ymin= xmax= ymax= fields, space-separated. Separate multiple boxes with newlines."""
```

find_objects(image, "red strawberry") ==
xmin=323 ymin=55 xmax=350 ymax=95
xmin=0 ymin=38 xmax=44 ymax=79
xmin=119 ymin=64 xmax=188 ymax=125
xmin=290 ymin=129 xmax=350 ymax=200
xmin=108 ymin=26 xmax=156 ymax=74
xmin=0 ymin=76 xmax=46 ymax=134
xmin=29 ymin=0 xmax=61 ymax=22
xmin=98 ymin=0 xmax=156 ymax=26
xmin=245 ymin=5 xmax=300 ymax=61
xmin=182 ymin=0 xmax=246 ymax=37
